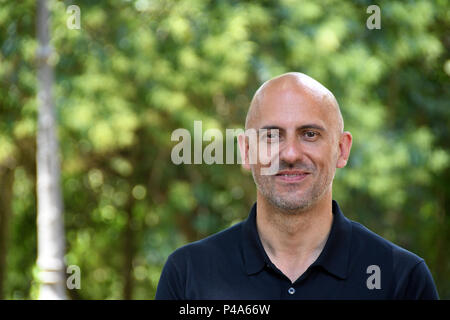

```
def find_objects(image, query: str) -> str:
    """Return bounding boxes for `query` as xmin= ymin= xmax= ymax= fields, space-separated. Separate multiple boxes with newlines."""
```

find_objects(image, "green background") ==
xmin=0 ymin=0 xmax=449 ymax=299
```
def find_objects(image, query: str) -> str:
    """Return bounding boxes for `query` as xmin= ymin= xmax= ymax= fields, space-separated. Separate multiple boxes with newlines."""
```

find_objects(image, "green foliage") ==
xmin=0 ymin=0 xmax=449 ymax=299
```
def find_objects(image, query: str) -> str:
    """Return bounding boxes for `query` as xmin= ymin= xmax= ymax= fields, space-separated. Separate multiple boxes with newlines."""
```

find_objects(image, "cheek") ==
xmin=309 ymin=148 xmax=336 ymax=175
xmin=249 ymin=144 xmax=280 ymax=175
xmin=322 ymin=157 xmax=338 ymax=180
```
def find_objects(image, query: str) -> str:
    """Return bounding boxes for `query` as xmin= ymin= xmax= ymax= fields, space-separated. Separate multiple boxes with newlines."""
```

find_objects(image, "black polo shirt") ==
xmin=155 ymin=200 xmax=439 ymax=299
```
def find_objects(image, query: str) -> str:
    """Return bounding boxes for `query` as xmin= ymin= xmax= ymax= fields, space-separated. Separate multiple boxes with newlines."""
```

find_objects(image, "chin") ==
xmin=269 ymin=196 xmax=313 ymax=213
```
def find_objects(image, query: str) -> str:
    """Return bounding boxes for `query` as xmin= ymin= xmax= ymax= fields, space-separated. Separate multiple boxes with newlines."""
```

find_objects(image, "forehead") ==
xmin=253 ymin=85 xmax=335 ymax=130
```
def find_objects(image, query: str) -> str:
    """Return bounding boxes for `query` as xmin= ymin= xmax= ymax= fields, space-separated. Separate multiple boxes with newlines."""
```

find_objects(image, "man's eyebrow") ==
xmin=260 ymin=125 xmax=283 ymax=131
xmin=298 ymin=124 xmax=326 ymax=131
xmin=259 ymin=124 xmax=326 ymax=131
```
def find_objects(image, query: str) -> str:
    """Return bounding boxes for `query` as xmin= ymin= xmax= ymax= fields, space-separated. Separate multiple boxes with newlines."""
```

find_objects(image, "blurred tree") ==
xmin=36 ymin=0 xmax=67 ymax=299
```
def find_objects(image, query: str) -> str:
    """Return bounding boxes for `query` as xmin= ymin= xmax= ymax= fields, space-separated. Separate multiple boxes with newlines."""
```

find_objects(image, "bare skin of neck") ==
xmin=256 ymin=189 xmax=334 ymax=284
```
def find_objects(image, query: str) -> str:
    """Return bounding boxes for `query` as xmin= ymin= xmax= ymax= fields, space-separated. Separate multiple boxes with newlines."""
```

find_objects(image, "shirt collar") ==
xmin=241 ymin=202 xmax=268 ymax=275
xmin=241 ymin=200 xmax=352 ymax=279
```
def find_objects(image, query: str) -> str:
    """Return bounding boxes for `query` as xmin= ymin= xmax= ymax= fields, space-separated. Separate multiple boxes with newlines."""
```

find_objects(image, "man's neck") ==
xmin=255 ymin=191 xmax=334 ymax=282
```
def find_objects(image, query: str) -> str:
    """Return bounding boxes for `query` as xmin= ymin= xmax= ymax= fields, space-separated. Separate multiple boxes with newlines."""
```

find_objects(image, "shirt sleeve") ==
xmin=155 ymin=254 xmax=185 ymax=300
xmin=402 ymin=260 xmax=439 ymax=300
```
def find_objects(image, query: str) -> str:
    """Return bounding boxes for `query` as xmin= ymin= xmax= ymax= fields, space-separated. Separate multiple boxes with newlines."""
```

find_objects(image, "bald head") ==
xmin=245 ymin=72 xmax=343 ymax=136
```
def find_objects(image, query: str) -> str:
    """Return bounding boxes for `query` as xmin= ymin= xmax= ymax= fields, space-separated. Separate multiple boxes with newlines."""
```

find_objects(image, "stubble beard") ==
xmin=252 ymin=166 xmax=332 ymax=214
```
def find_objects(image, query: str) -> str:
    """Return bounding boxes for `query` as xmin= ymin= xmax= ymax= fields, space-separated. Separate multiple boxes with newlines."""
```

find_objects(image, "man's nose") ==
xmin=279 ymin=137 xmax=303 ymax=164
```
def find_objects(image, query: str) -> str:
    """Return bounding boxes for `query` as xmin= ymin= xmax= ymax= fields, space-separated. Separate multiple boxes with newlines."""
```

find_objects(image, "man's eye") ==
xmin=304 ymin=131 xmax=319 ymax=139
xmin=266 ymin=131 xmax=279 ymax=139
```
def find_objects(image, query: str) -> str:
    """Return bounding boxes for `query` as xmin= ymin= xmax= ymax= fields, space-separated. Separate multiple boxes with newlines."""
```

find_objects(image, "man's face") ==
xmin=244 ymin=84 xmax=348 ymax=212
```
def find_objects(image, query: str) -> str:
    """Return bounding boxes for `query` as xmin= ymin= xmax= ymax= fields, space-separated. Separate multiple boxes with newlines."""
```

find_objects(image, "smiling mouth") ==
xmin=275 ymin=171 xmax=310 ymax=182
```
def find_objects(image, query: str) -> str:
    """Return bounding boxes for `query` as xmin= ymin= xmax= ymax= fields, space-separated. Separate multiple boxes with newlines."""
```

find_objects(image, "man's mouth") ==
xmin=275 ymin=170 xmax=310 ymax=182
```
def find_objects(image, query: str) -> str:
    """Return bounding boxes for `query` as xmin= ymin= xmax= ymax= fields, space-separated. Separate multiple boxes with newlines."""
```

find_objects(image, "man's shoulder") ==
xmin=168 ymin=220 xmax=244 ymax=262
xmin=349 ymin=219 xmax=424 ymax=269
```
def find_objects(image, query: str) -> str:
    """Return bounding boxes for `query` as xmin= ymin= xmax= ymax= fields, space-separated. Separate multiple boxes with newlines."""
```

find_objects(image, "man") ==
xmin=155 ymin=72 xmax=439 ymax=299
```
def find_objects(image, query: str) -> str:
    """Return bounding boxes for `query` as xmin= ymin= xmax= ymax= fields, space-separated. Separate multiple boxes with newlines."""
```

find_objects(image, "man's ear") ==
xmin=336 ymin=131 xmax=352 ymax=168
xmin=238 ymin=132 xmax=251 ymax=170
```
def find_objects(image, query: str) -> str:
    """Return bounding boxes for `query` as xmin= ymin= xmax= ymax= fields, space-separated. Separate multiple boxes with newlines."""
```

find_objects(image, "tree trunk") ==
xmin=36 ymin=0 xmax=67 ymax=300
xmin=0 ymin=160 xmax=15 ymax=299
xmin=122 ymin=203 xmax=135 ymax=300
